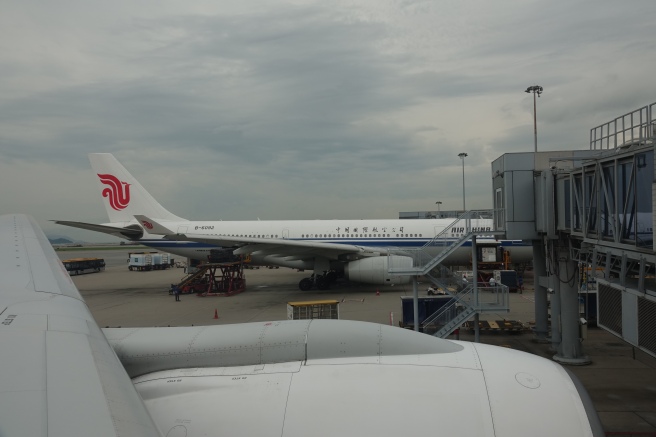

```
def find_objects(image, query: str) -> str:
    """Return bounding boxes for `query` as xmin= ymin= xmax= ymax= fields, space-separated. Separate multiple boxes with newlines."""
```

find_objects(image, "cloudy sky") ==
xmin=2 ymin=0 xmax=655 ymax=241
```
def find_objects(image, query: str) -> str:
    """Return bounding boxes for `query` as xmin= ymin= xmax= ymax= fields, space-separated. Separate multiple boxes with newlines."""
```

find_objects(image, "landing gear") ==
xmin=316 ymin=276 xmax=330 ymax=290
xmin=299 ymin=278 xmax=313 ymax=291
xmin=298 ymin=271 xmax=338 ymax=291
xmin=325 ymin=271 xmax=338 ymax=283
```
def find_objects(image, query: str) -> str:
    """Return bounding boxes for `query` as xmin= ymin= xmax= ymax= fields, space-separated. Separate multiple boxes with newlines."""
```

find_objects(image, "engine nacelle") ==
xmin=344 ymin=256 xmax=413 ymax=285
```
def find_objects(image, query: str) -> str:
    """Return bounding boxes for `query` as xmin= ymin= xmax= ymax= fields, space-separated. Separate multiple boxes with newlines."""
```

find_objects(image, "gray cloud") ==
xmin=1 ymin=0 xmax=655 ymax=241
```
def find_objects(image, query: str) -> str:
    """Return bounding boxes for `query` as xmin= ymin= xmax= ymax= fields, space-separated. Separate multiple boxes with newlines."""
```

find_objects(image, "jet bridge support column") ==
xmin=472 ymin=235 xmax=480 ymax=343
xmin=553 ymin=243 xmax=591 ymax=365
xmin=549 ymin=273 xmax=561 ymax=353
xmin=532 ymin=239 xmax=549 ymax=342
xmin=412 ymin=277 xmax=419 ymax=332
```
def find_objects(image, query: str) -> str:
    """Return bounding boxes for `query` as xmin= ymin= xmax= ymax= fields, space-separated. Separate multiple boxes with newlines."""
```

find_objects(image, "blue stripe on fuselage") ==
xmin=139 ymin=238 xmax=530 ymax=250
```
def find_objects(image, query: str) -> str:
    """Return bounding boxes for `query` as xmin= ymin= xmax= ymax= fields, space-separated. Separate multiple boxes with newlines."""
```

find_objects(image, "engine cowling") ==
xmin=344 ymin=256 xmax=413 ymax=285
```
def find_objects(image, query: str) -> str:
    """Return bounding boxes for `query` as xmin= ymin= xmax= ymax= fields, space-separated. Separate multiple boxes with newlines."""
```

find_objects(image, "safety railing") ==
xmin=590 ymin=102 xmax=656 ymax=150
xmin=421 ymin=282 xmax=510 ymax=337
xmin=387 ymin=210 xmax=498 ymax=275
xmin=424 ymin=264 xmax=457 ymax=294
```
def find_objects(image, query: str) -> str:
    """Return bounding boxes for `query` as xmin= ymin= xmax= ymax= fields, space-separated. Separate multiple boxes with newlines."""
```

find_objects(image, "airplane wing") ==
xmin=53 ymin=219 xmax=144 ymax=240
xmin=136 ymin=215 xmax=391 ymax=260
xmin=104 ymin=319 xmax=603 ymax=437
xmin=0 ymin=214 xmax=161 ymax=437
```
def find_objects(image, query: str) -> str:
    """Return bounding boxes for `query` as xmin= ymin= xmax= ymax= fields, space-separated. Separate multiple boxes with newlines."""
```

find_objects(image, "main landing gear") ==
xmin=298 ymin=271 xmax=338 ymax=291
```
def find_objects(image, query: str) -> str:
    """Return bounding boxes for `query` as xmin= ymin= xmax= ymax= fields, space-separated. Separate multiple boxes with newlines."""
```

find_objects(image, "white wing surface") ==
xmin=0 ymin=214 xmax=161 ymax=437
xmin=103 ymin=320 xmax=604 ymax=437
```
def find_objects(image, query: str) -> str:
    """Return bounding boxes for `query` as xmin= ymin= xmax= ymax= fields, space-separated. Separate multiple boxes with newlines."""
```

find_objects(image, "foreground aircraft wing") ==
xmin=0 ymin=214 xmax=161 ymax=437
xmin=104 ymin=319 xmax=604 ymax=437
xmin=137 ymin=215 xmax=389 ymax=260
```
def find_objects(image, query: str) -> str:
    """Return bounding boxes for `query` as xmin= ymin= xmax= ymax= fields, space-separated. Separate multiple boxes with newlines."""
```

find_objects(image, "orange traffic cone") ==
xmin=213 ymin=309 xmax=219 ymax=319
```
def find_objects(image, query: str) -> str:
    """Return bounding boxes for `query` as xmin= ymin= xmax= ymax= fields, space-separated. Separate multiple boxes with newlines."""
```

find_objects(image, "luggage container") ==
xmin=494 ymin=270 xmax=518 ymax=292
xmin=287 ymin=300 xmax=340 ymax=320
xmin=399 ymin=296 xmax=454 ymax=331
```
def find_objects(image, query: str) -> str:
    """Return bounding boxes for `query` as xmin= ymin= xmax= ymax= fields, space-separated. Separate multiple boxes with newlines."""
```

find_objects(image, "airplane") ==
xmin=0 ymin=213 xmax=603 ymax=436
xmin=56 ymin=153 xmax=532 ymax=290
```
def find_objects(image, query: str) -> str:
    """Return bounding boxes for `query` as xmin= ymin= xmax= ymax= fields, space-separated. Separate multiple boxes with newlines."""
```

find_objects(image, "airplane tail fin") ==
xmin=89 ymin=153 xmax=185 ymax=223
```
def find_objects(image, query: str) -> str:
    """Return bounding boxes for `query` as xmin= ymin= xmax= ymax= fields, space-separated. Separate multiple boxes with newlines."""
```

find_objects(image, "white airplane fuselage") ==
xmin=126 ymin=217 xmax=531 ymax=269
xmin=57 ymin=153 xmax=533 ymax=290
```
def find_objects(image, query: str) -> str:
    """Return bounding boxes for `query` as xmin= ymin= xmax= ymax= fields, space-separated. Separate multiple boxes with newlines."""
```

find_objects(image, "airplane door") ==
xmin=177 ymin=226 xmax=188 ymax=234
xmin=282 ymin=229 xmax=289 ymax=239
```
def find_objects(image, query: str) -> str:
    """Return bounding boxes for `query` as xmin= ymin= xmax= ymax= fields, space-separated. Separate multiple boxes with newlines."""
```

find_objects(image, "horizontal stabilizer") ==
xmin=134 ymin=215 xmax=174 ymax=235
xmin=53 ymin=220 xmax=143 ymax=240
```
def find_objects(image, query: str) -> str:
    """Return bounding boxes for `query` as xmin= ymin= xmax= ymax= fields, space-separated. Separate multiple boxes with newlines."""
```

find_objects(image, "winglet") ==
xmin=134 ymin=215 xmax=174 ymax=235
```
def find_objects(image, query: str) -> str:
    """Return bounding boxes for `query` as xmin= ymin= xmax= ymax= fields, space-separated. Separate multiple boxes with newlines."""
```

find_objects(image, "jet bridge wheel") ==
xmin=299 ymin=278 xmax=313 ymax=291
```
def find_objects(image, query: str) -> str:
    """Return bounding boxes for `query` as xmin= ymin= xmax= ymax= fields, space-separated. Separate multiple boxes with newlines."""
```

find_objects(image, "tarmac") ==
xmin=61 ymin=249 xmax=656 ymax=435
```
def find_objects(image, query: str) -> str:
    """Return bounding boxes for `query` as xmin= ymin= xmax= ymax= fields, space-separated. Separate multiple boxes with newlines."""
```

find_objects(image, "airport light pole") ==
xmin=525 ymin=85 xmax=543 ymax=153
xmin=435 ymin=201 xmax=442 ymax=217
xmin=458 ymin=153 xmax=468 ymax=211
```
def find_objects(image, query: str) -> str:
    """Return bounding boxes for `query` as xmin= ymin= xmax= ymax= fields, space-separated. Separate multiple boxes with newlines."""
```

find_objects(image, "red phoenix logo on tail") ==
xmin=97 ymin=174 xmax=131 ymax=211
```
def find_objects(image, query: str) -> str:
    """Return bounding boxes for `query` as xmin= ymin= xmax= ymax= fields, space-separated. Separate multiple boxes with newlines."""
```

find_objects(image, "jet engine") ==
xmin=344 ymin=256 xmax=413 ymax=285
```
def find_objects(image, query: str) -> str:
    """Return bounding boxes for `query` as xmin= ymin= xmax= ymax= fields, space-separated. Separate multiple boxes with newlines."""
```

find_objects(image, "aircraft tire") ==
xmin=325 ymin=271 xmax=337 ymax=283
xmin=299 ymin=278 xmax=313 ymax=291
xmin=316 ymin=277 xmax=330 ymax=290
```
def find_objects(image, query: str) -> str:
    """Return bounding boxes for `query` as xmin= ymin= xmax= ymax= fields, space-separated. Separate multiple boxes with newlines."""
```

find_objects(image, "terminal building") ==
xmin=399 ymin=210 xmax=492 ymax=220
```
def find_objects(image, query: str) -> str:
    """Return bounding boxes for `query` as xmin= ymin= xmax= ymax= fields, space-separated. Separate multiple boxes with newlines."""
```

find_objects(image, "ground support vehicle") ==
xmin=151 ymin=253 xmax=170 ymax=270
xmin=62 ymin=258 xmax=105 ymax=275
xmin=128 ymin=252 xmax=153 ymax=271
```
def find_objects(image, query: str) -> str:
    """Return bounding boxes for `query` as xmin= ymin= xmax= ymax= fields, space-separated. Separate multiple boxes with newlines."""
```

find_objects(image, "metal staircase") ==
xmin=389 ymin=210 xmax=510 ymax=337
xmin=420 ymin=282 xmax=510 ymax=337
xmin=424 ymin=264 xmax=454 ymax=293
xmin=387 ymin=210 xmax=499 ymax=275
xmin=423 ymin=296 xmax=477 ymax=337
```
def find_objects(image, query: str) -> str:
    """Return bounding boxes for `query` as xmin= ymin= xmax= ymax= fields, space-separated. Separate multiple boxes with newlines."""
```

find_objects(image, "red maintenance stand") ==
xmin=175 ymin=261 xmax=246 ymax=297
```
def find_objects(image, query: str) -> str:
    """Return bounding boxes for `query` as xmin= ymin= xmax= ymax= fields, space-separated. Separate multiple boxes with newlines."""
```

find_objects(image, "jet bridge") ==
xmin=492 ymin=101 xmax=656 ymax=362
